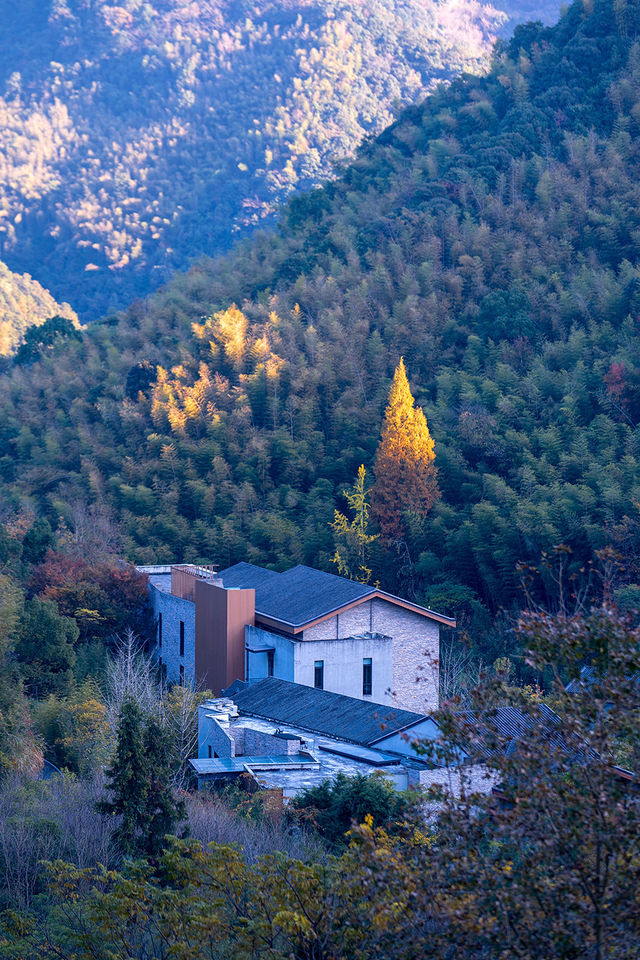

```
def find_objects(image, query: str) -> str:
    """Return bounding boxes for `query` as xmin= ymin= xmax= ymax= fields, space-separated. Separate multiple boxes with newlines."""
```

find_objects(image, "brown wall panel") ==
xmin=194 ymin=580 xmax=255 ymax=694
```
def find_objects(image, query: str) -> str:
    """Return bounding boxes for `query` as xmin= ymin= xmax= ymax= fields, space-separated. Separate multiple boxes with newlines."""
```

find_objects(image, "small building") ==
xmin=141 ymin=561 xmax=455 ymax=713
xmin=191 ymin=676 xmax=445 ymax=797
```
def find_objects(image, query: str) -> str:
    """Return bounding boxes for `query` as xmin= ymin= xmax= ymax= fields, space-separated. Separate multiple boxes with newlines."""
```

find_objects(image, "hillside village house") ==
xmin=140 ymin=562 xmax=455 ymax=713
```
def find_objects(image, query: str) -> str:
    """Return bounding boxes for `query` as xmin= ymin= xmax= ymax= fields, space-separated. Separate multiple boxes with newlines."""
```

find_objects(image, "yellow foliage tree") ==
xmin=372 ymin=357 xmax=438 ymax=542
xmin=331 ymin=464 xmax=377 ymax=584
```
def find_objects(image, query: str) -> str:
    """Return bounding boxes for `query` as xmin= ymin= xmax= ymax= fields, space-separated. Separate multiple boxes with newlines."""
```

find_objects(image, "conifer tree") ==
xmin=331 ymin=465 xmax=377 ymax=583
xmin=98 ymin=699 xmax=149 ymax=857
xmin=99 ymin=700 xmax=185 ymax=858
xmin=372 ymin=358 xmax=438 ymax=542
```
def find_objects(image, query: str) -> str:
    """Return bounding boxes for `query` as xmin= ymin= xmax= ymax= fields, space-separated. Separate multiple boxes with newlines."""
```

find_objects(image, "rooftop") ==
xmin=143 ymin=560 xmax=456 ymax=629
xmin=228 ymin=676 xmax=438 ymax=746
xmin=219 ymin=561 xmax=373 ymax=627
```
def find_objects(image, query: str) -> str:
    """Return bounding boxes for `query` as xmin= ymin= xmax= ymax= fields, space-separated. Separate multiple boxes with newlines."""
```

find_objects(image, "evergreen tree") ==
xmin=143 ymin=717 xmax=186 ymax=859
xmin=99 ymin=700 xmax=185 ymax=858
xmin=372 ymin=358 xmax=439 ymax=543
xmin=331 ymin=465 xmax=377 ymax=584
xmin=98 ymin=700 xmax=149 ymax=857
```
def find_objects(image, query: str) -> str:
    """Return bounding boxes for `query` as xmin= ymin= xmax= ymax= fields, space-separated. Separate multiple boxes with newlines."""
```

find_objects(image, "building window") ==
xmin=179 ymin=620 xmax=184 ymax=657
xmin=267 ymin=650 xmax=274 ymax=677
xmin=179 ymin=664 xmax=184 ymax=686
xmin=363 ymin=658 xmax=372 ymax=696
xmin=158 ymin=612 xmax=162 ymax=647
xmin=208 ymin=745 xmax=212 ymax=759
xmin=314 ymin=660 xmax=324 ymax=690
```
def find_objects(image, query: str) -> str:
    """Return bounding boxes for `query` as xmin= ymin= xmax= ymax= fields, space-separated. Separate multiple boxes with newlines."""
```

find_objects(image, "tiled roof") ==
xmin=456 ymin=704 xmax=567 ymax=759
xmin=219 ymin=562 xmax=374 ymax=627
xmin=230 ymin=677 xmax=431 ymax=746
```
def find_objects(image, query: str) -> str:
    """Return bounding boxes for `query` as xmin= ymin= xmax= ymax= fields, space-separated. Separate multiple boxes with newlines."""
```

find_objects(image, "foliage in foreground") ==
xmin=4 ymin=605 xmax=639 ymax=959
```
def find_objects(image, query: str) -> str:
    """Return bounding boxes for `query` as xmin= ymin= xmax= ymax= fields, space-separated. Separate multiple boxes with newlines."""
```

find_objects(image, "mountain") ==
xmin=0 ymin=259 xmax=77 ymax=356
xmin=2 ymin=0 xmax=639 ymax=647
xmin=0 ymin=0 xmax=563 ymax=321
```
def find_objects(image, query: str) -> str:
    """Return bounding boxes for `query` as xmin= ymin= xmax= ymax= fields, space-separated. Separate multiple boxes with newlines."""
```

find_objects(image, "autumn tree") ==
xmin=330 ymin=464 xmax=377 ymax=583
xmin=372 ymin=358 xmax=438 ymax=542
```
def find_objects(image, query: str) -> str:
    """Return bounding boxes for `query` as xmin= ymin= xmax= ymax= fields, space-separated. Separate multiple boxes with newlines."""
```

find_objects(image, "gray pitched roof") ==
xmin=456 ymin=704 xmax=568 ymax=760
xmin=229 ymin=677 xmax=429 ymax=746
xmin=219 ymin=562 xmax=374 ymax=627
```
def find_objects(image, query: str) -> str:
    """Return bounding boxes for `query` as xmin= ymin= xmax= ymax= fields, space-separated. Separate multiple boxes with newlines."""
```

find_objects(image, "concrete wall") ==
xmin=246 ymin=626 xmax=295 ymax=683
xmin=150 ymin=583 xmax=195 ymax=686
xmin=293 ymin=633 xmax=393 ymax=703
xmin=197 ymin=708 xmax=236 ymax=759
xmin=302 ymin=597 xmax=440 ymax=712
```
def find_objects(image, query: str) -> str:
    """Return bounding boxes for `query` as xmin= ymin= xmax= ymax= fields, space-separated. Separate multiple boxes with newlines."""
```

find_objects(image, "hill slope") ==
xmin=0 ymin=260 xmax=77 ymax=355
xmin=2 ymin=0 xmax=639 ymax=637
xmin=0 ymin=0 xmax=562 ymax=320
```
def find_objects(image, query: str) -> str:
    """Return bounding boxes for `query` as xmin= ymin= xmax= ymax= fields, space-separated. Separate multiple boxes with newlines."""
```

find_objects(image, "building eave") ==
xmin=254 ymin=590 xmax=456 ymax=635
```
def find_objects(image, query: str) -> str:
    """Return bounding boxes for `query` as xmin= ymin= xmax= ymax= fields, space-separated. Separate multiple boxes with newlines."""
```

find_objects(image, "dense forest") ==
xmin=0 ymin=0 xmax=562 ymax=322
xmin=3 ymin=0 xmax=640 ymax=659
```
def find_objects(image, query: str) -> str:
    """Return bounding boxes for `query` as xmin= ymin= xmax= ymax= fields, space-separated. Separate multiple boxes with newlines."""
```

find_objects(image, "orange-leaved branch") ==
xmin=372 ymin=357 xmax=438 ymax=542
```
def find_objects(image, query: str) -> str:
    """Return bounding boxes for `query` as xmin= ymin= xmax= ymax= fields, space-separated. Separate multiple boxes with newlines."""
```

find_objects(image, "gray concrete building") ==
xmin=142 ymin=561 xmax=455 ymax=713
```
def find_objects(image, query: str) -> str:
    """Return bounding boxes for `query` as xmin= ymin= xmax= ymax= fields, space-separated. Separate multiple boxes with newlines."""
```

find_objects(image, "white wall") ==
xmin=293 ymin=633 xmax=393 ymax=703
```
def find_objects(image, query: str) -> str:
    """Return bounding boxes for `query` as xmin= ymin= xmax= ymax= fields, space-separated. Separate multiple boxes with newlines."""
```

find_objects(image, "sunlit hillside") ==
xmin=0 ymin=0 xmax=561 ymax=320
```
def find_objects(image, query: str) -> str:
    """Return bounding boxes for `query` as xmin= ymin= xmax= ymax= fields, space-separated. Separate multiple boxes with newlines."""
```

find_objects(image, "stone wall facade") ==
xmin=243 ymin=727 xmax=302 ymax=756
xmin=150 ymin=584 xmax=195 ymax=686
xmin=407 ymin=762 xmax=499 ymax=796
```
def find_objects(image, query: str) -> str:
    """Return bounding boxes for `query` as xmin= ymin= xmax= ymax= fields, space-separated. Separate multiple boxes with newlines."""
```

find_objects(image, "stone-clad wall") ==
xmin=243 ymin=727 xmax=301 ymax=756
xmin=150 ymin=584 xmax=195 ymax=686
xmin=407 ymin=763 xmax=498 ymax=796
xmin=371 ymin=599 xmax=439 ymax=713
xmin=302 ymin=602 xmax=373 ymax=641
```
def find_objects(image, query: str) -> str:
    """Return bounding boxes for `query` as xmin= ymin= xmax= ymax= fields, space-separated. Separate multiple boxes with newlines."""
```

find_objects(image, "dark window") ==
xmin=267 ymin=650 xmax=274 ymax=677
xmin=363 ymin=658 xmax=372 ymax=696
xmin=208 ymin=745 xmax=212 ymax=759
xmin=314 ymin=660 xmax=324 ymax=690
xmin=179 ymin=621 xmax=185 ymax=657
xmin=158 ymin=612 xmax=162 ymax=647
xmin=179 ymin=664 xmax=184 ymax=686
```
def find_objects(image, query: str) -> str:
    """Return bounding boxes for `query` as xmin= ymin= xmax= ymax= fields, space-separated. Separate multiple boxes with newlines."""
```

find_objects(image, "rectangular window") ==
xmin=158 ymin=612 xmax=162 ymax=647
xmin=363 ymin=658 xmax=372 ymax=696
xmin=179 ymin=664 xmax=184 ymax=686
xmin=267 ymin=650 xmax=274 ymax=677
xmin=208 ymin=745 xmax=212 ymax=759
xmin=179 ymin=621 xmax=185 ymax=657
xmin=314 ymin=660 xmax=324 ymax=690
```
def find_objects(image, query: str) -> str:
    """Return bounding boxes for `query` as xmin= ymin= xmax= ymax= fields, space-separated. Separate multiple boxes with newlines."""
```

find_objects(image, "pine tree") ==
xmin=331 ymin=464 xmax=377 ymax=584
xmin=372 ymin=358 xmax=438 ymax=542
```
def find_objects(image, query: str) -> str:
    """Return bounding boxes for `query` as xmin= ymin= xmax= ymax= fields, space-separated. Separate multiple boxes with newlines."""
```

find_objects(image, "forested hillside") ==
xmin=0 ymin=0 xmax=562 ymax=320
xmin=0 ymin=260 xmax=77 ymax=355
xmin=2 ymin=0 xmax=640 ymax=653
